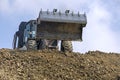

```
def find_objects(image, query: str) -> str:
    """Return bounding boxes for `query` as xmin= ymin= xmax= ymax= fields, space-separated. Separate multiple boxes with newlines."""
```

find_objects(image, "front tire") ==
xmin=61 ymin=40 xmax=73 ymax=52
xmin=37 ymin=39 xmax=46 ymax=50
xmin=27 ymin=40 xmax=37 ymax=50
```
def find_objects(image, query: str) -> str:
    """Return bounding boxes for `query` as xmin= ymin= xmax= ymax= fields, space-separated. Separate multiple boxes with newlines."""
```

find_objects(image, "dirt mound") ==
xmin=0 ymin=49 xmax=120 ymax=80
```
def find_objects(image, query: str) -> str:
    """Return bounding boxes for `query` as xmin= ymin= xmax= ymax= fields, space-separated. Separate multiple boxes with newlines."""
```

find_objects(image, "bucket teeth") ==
xmin=47 ymin=9 xmax=49 ymax=14
xmin=78 ymin=12 xmax=80 ymax=17
xmin=65 ymin=10 xmax=70 ymax=14
xmin=84 ymin=12 xmax=86 ymax=17
xmin=59 ymin=10 xmax=61 ymax=15
xmin=40 ymin=9 xmax=42 ymax=14
xmin=71 ymin=11 xmax=74 ymax=16
xmin=53 ymin=9 xmax=57 ymax=12
xmin=53 ymin=9 xmax=57 ymax=15
xmin=65 ymin=10 xmax=70 ymax=16
xmin=40 ymin=9 xmax=84 ymax=17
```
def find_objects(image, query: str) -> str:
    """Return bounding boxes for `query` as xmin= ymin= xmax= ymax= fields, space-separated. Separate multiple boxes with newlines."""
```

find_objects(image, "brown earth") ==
xmin=0 ymin=48 xmax=120 ymax=80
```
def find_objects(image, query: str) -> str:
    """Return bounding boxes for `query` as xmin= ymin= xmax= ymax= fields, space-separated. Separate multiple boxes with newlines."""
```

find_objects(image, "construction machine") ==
xmin=13 ymin=9 xmax=87 ymax=52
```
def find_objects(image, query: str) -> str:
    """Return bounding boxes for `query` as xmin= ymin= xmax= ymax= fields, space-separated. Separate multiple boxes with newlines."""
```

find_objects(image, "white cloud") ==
xmin=73 ymin=0 xmax=119 ymax=53
xmin=0 ymin=0 xmax=10 ymax=13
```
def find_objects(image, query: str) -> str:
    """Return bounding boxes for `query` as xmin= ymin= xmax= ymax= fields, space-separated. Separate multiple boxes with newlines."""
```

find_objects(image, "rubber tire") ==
xmin=27 ymin=40 xmax=37 ymax=50
xmin=61 ymin=40 xmax=73 ymax=52
xmin=37 ymin=39 xmax=46 ymax=50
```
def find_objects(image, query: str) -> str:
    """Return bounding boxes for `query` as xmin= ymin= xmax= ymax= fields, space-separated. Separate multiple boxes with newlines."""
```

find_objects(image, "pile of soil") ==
xmin=0 ymin=48 xmax=120 ymax=80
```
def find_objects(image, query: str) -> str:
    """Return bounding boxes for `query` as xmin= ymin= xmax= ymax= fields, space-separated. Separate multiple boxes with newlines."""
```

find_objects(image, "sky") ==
xmin=0 ymin=0 xmax=120 ymax=53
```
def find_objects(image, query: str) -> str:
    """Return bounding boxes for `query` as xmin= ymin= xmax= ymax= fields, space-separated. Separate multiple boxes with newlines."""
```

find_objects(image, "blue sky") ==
xmin=0 ymin=0 xmax=120 ymax=53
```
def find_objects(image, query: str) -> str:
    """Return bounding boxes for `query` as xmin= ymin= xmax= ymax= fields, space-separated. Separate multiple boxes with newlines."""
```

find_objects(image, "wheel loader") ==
xmin=13 ymin=9 xmax=87 ymax=52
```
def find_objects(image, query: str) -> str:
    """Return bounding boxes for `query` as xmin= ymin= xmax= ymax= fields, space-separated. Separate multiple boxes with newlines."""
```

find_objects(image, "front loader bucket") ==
xmin=37 ymin=9 xmax=87 ymax=41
